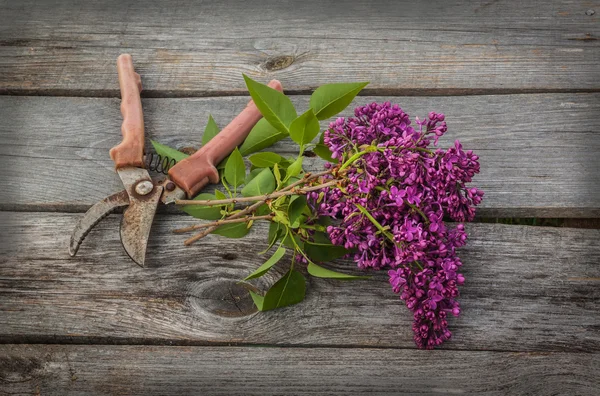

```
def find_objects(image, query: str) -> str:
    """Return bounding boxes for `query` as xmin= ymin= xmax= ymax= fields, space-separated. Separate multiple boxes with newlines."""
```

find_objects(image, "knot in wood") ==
xmin=187 ymin=279 xmax=257 ymax=318
xmin=263 ymin=55 xmax=294 ymax=71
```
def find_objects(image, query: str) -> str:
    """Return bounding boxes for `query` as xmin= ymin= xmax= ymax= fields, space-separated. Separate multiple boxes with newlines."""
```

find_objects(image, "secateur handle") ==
xmin=168 ymin=80 xmax=283 ymax=198
xmin=110 ymin=54 xmax=145 ymax=169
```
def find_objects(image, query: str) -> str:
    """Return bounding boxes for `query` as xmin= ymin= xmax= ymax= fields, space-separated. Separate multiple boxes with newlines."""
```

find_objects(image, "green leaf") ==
xmin=288 ymin=195 xmax=307 ymax=228
xmin=309 ymin=82 xmax=369 ymax=120
xmin=224 ymin=148 xmax=245 ymax=188
xmin=239 ymin=118 xmax=288 ymax=156
xmin=273 ymin=163 xmax=282 ymax=188
xmin=243 ymin=74 xmax=297 ymax=133
xmin=249 ymin=291 xmax=264 ymax=310
xmin=216 ymin=155 xmax=229 ymax=170
xmin=249 ymin=152 xmax=283 ymax=168
xmin=313 ymin=144 xmax=337 ymax=163
xmin=284 ymin=156 xmax=303 ymax=182
xmin=282 ymin=232 xmax=304 ymax=250
xmin=307 ymin=262 xmax=369 ymax=280
xmin=311 ymin=230 xmax=332 ymax=244
xmin=289 ymin=109 xmax=320 ymax=146
xmin=211 ymin=222 xmax=250 ymax=238
xmin=255 ymin=204 xmax=271 ymax=216
xmin=304 ymin=241 xmax=350 ymax=262
xmin=215 ymin=190 xmax=227 ymax=200
xmin=202 ymin=114 xmax=220 ymax=145
xmin=313 ymin=132 xmax=338 ymax=163
xmin=150 ymin=140 xmax=189 ymax=162
xmin=282 ymin=175 xmax=302 ymax=188
xmin=244 ymin=246 xmax=286 ymax=280
xmin=241 ymin=168 xmax=276 ymax=197
xmin=181 ymin=193 xmax=223 ymax=220
xmin=267 ymin=221 xmax=283 ymax=244
xmin=245 ymin=168 xmax=264 ymax=185
xmin=256 ymin=269 xmax=306 ymax=311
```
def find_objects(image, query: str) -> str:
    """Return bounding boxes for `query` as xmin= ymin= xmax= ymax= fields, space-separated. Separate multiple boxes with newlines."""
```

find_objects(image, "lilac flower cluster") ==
xmin=308 ymin=102 xmax=483 ymax=349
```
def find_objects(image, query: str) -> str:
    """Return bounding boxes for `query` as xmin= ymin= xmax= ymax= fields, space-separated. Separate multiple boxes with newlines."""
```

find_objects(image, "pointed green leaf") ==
xmin=304 ymin=241 xmax=350 ymax=262
xmin=310 ymin=82 xmax=369 ymax=120
xmin=241 ymin=168 xmax=276 ymax=197
xmin=211 ymin=222 xmax=250 ymax=238
xmin=267 ymin=221 xmax=283 ymax=246
xmin=224 ymin=148 xmax=245 ymax=188
xmin=244 ymin=246 xmax=286 ymax=280
xmin=288 ymin=195 xmax=307 ymax=228
xmin=259 ymin=269 xmax=306 ymax=311
xmin=202 ymin=114 xmax=220 ymax=145
xmin=289 ymin=109 xmax=320 ymax=146
xmin=216 ymin=154 xmax=229 ymax=170
xmin=313 ymin=144 xmax=337 ymax=163
xmin=282 ymin=232 xmax=304 ymax=250
xmin=249 ymin=152 xmax=283 ymax=168
xmin=313 ymin=133 xmax=338 ymax=163
xmin=259 ymin=223 xmax=281 ymax=255
xmin=181 ymin=193 xmax=223 ymax=220
xmin=311 ymin=230 xmax=332 ymax=244
xmin=284 ymin=156 xmax=303 ymax=182
xmin=273 ymin=163 xmax=282 ymax=188
xmin=249 ymin=290 xmax=264 ymax=310
xmin=245 ymin=168 xmax=264 ymax=185
xmin=255 ymin=203 xmax=271 ymax=216
xmin=307 ymin=262 xmax=369 ymax=280
xmin=150 ymin=140 xmax=189 ymax=162
xmin=215 ymin=190 xmax=227 ymax=200
xmin=239 ymin=118 xmax=288 ymax=156
xmin=243 ymin=74 xmax=297 ymax=133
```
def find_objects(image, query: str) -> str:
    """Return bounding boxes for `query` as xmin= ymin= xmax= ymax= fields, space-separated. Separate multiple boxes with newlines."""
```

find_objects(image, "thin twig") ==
xmin=183 ymin=170 xmax=338 ymax=245
xmin=174 ymin=214 xmax=273 ymax=234
xmin=176 ymin=180 xmax=338 ymax=206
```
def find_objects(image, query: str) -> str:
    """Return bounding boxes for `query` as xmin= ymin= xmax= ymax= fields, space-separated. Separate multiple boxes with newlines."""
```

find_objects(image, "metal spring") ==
xmin=146 ymin=152 xmax=176 ymax=175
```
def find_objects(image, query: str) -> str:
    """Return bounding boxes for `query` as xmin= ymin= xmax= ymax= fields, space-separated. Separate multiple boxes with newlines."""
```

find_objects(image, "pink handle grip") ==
xmin=109 ymin=54 xmax=145 ymax=169
xmin=169 ymin=80 xmax=283 ymax=197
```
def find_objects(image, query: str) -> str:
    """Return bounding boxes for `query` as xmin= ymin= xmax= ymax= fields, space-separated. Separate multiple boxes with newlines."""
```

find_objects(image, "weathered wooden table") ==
xmin=1 ymin=1 xmax=599 ymax=394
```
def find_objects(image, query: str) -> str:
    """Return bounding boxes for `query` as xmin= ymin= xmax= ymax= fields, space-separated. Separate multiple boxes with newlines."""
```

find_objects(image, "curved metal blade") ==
xmin=119 ymin=183 xmax=163 ymax=267
xmin=69 ymin=190 xmax=129 ymax=257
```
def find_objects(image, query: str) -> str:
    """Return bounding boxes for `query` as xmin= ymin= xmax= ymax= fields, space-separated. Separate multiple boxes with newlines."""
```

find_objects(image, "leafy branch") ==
xmin=152 ymin=76 xmax=370 ymax=312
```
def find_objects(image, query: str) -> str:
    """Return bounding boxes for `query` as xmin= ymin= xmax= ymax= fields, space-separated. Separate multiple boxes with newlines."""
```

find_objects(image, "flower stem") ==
xmin=173 ymin=214 xmax=274 ymax=234
xmin=176 ymin=180 xmax=338 ymax=206
xmin=406 ymin=201 xmax=429 ymax=224
xmin=181 ymin=170 xmax=337 ymax=246
xmin=339 ymin=146 xmax=377 ymax=171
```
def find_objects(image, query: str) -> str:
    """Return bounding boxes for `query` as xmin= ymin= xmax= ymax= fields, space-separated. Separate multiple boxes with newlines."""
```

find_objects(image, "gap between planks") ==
xmin=2 ymin=87 xmax=600 ymax=99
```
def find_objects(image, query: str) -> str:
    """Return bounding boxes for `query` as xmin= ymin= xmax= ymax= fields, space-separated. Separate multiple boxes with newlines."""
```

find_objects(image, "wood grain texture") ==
xmin=1 ymin=94 xmax=599 ymax=216
xmin=1 ymin=345 xmax=599 ymax=396
xmin=0 ymin=212 xmax=598 ymax=352
xmin=0 ymin=0 xmax=598 ymax=95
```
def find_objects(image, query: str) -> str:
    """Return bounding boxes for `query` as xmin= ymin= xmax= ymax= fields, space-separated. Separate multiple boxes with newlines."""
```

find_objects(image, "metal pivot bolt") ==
xmin=135 ymin=180 xmax=154 ymax=196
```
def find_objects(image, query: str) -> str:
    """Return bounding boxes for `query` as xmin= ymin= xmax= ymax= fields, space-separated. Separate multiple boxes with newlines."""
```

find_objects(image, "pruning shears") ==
xmin=69 ymin=54 xmax=282 ymax=266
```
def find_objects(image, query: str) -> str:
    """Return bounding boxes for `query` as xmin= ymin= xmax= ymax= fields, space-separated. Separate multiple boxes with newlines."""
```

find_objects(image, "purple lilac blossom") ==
xmin=308 ymin=102 xmax=483 ymax=349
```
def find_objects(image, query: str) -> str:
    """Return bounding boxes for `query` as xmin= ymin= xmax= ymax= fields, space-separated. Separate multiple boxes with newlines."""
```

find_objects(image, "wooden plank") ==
xmin=0 ymin=212 xmax=598 ymax=352
xmin=1 ymin=94 xmax=599 ymax=217
xmin=0 ymin=0 xmax=598 ymax=95
xmin=1 ymin=345 xmax=598 ymax=395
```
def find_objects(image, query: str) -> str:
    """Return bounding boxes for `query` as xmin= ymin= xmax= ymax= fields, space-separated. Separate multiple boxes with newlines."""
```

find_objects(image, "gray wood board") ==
xmin=1 ymin=94 xmax=599 ymax=217
xmin=1 ymin=344 xmax=599 ymax=396
xmin=0 ymin=0 xmax=598 ymax=95
xmin=0 ymin=212 xmax=598 ymax=352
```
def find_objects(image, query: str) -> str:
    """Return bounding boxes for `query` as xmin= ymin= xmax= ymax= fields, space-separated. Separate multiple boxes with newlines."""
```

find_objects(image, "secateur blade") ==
xmin=116 ymin=167 xmax=163 ymax=267
xmin=69 ymin=190 xmax=130 ymax=257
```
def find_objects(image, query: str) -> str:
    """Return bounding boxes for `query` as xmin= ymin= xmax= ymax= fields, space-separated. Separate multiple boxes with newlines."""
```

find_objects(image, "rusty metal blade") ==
xmin=119 ymin=185 xmax=162 ymax=267
xmin=69 ymin=190 xmax=129 ymax=257
xmin=115 ymin=167 xmax=162 ymax=267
